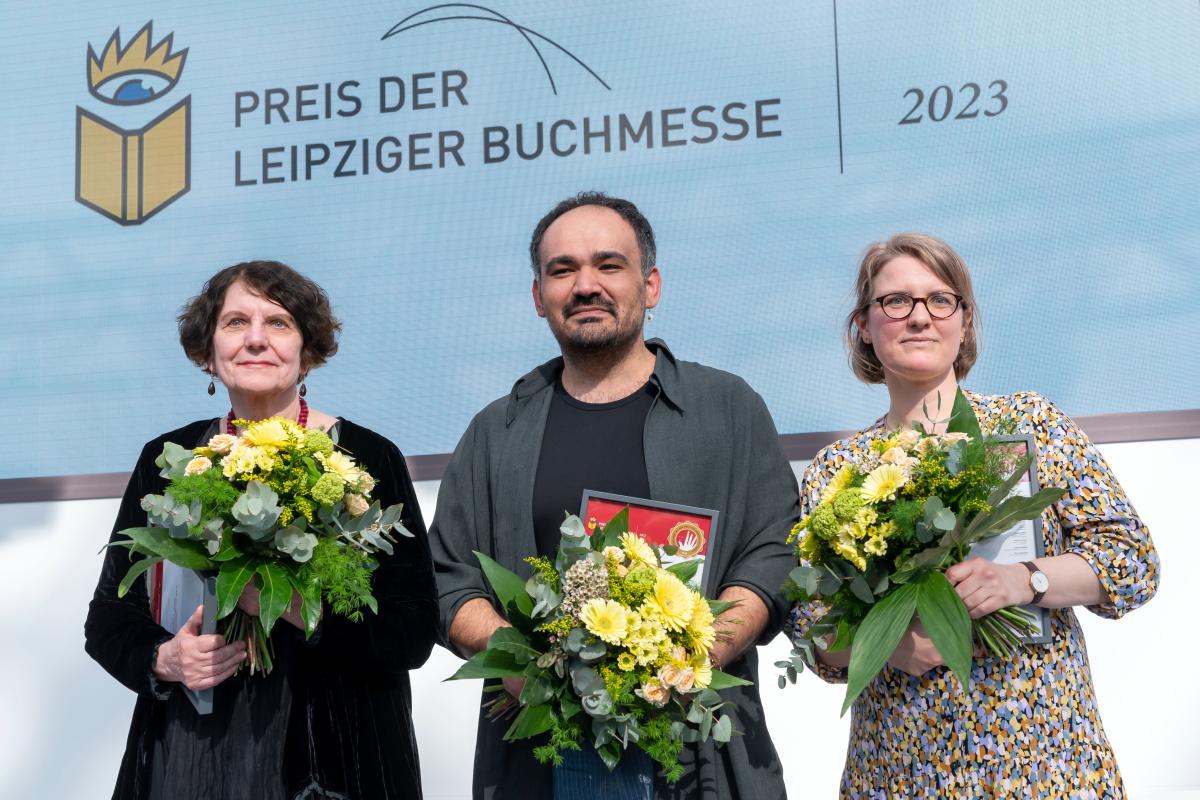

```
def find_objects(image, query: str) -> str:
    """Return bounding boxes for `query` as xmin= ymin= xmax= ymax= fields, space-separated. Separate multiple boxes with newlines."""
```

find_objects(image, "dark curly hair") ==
xmin=528 ymin=191 xmax=656 ymax=278
xmin=178 ymin=260 xmax=342 ymax=374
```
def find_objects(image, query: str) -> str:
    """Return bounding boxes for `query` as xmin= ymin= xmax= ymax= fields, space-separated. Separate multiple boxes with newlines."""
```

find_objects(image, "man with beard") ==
xmin=429 ymin=192 xmax=797 ymax=799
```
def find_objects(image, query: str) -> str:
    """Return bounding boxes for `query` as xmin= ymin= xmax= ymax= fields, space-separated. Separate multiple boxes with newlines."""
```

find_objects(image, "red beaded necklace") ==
xmin=226 ymin=397 xmax=309 ymax=435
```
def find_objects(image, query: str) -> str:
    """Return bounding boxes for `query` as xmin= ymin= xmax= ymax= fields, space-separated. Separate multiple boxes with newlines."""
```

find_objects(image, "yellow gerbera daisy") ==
xmin=242 ymin=418 xmax=297 ymax=449
xmin=687 ymin=593 xmax=717 ymax=650
xmin=820 ymin=466 xmax=855 ymax=505
xmin=620 ymin=532 xmax=658 ymax=567
xmin=689 ymin=653 xmax=713 ymax=688
xmin=644 ymin=571 xmax=695 ymax=632
xmin=579 ymin=598 xmax=628 ymax=645
xmin=860 ymin=464 xmax=907 ymax=504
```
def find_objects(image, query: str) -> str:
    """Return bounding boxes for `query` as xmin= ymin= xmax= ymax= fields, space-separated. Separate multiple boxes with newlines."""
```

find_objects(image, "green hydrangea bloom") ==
xmin=311 ymin=472 xmax=346 ymax=506
xmin=832 ymin=487 xmax=864 ymax=523
xmin=807 ymin=503 xmax=839 ymax=540
xmin=303 ymin=430 xmax=336 ymax=456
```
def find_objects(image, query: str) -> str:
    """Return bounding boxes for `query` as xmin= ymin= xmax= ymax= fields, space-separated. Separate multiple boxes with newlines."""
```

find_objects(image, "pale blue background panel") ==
xmin=1 ymin=1 xmax=1197 ymax=479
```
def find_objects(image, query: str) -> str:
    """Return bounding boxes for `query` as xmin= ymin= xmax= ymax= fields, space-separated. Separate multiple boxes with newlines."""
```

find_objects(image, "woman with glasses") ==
xmin=791 ymin=233 xmax=1159 ymax=798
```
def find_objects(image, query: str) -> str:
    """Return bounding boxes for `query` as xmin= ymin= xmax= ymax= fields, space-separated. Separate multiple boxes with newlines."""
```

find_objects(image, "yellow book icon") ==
xmin=76 ymin=96 xmax=190 ymax=225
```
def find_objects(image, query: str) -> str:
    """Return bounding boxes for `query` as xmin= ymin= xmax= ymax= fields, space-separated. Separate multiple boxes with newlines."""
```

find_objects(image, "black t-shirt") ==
xmin=531 ymin=379 xmax=655 ymax=558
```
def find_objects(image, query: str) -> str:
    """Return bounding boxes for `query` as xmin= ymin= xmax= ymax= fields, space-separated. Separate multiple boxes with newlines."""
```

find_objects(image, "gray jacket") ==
xmin=430 ymin=339 xmax=798 ymax=800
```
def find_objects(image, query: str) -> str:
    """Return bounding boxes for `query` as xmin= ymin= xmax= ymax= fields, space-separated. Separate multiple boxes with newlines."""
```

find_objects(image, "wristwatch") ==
xmin=1021 ymin=561 xmax=1049 ymax=605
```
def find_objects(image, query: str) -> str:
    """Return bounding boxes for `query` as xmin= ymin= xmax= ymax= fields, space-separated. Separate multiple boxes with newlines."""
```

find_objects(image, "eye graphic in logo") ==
xmin=75 ymin=22 xmax=191 ymax=225
xmin=382 ymin=4 xmax=610 ymax=95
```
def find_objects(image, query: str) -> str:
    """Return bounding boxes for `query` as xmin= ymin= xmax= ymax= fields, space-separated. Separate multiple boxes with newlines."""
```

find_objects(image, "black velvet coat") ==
xmin=84 ymin=419 xmax=438 ymax=799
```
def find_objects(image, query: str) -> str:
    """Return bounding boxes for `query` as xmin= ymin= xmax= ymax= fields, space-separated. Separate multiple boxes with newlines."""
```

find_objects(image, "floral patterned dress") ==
xmin=791 ymin=391 xmax=1160 ymax=799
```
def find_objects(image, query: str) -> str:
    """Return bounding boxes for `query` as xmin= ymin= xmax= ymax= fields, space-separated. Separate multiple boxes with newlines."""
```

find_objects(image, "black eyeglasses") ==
xmin=870 ymin=292 xmax=963 ymax=320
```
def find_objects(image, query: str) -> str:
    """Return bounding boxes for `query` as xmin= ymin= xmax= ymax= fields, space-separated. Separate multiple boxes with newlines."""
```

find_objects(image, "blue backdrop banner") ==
xmin=2 ymin=1 xmax=1198 ymax=479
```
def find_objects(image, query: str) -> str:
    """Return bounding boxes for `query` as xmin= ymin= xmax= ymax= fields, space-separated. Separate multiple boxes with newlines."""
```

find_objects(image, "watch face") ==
xmin=1031 ymin=571 xmax=1050 ymax=593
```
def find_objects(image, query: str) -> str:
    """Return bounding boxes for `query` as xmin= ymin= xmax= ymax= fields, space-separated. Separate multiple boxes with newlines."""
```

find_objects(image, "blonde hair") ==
xmin=846 ymin=233 xmax=980 ymax=384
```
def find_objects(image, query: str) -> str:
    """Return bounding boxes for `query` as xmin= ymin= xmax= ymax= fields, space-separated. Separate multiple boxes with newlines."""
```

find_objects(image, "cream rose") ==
xmin=344 ymin=493 xmax=369 ymax=516
xmin=673 ymin=667 xmax=696 ymax=693
xmin=658 ymin=664 xmax=683 ymax=688
xmin=184 ymin=456 xmax=212 ymax=476
xmin=941 ymin=432 xmax=971 ymax=446
xmin=636 ymin=679 xmax=670 ymax=707
xmin=206 ymin=433 xmax=238 ymax=455
xmin=895 ymin=428 xmax=922 ymax=450
xmin=880 ymin=446 xmax=909 ymax=465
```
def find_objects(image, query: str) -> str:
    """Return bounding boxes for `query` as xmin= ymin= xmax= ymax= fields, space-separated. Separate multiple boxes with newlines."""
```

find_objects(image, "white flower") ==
xmin=184 ymin=456 xmax=212 ymax=476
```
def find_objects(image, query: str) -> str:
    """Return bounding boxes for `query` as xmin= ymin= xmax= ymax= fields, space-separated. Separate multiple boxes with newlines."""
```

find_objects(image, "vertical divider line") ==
xmin=833 ymin=0 xmax=844 ymax=174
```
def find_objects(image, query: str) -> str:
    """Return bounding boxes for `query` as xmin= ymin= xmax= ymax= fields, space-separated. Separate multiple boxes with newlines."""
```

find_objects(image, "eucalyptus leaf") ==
xmin=712 ymin=714 xmax=733 ymax=743
xmin=849 ymin=574 xmax=875 ymax=603
xmin=843 ymin=583 xmax=919 ymax=715
xmin=932 ymin=508 xmax=957 ymax=531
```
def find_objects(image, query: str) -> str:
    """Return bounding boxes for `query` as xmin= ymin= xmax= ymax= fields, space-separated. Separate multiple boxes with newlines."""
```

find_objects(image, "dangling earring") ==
xmin=646 ymin=311 xmax=654 ymax=322
xmin=299 ymin=380 xmax=307 ymax=398
xmin=207 ymin=375 xmax=216 ymax=396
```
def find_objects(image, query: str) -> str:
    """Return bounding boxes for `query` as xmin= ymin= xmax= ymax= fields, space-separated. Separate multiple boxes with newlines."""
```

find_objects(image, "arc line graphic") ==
xmin=382 ymin=4 xmax=610 ymax=93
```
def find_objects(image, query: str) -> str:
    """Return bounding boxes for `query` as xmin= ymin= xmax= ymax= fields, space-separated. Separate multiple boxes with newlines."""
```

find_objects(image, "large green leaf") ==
xmin=666 ymin=559 xmax=701 ymax=585
xmin=475 ymin=551 xmax=533 ymax=619
xmin=255 ymin=562 xmax=294 ymax=635
xmin=488 ymin=626 xmax=540 ymax=664
xmin=914 ymin=571 xmax=973 ymax=691
xmin=946 ymin=387 xmax=985 ymax=463
xmin=504 ymin=703 xmax=555 ymax=741
xmin=116 ymin=555 xmax=162 ymax=598
xmin=447 ymin=648 xmax=526 ymax=680
xmin=519 ymin=665 xmax=556 ymax=705
xmin=120 ymin=527 xmax=214 ymax=571
xmin=599 ymin=507 xmax=629 ymax=551
xmin=288 ymin=570 xmax=323 ymax=638
xmin=891 ymin=545 xmax=951 ymax=584
xmin=706 ymin=670 xmax=752 ymax=690
xmin=964 ymin=486 xmax=1067 ymax=544
xmin=216 ymin=557 xmax=257 ymax=620
xmin=843 ymin=583 xmax=919 ymax=715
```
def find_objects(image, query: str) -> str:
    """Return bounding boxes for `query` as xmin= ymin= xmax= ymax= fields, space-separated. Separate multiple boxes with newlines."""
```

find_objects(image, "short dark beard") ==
xmin=548 ymin=294 xmax=645 ymax=362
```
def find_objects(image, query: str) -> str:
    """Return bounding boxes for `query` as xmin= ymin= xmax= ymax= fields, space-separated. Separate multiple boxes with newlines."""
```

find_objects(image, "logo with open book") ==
xmin=75 ymin=22 xmax=191 ymax=224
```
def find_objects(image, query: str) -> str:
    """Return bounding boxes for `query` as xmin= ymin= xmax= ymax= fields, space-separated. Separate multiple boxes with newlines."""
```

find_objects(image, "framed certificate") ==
xmin=967 ymin=435 xmax=1052 ymax=644
xmin=151 ymin=562 xmax=218 ymax=714
xmin=579 ymin=490 xmax=721 ymax=598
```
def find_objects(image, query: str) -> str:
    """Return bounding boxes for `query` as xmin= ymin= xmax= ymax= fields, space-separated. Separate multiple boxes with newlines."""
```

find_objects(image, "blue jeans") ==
xmin=553 ymin=746 xmax=653 ymax=800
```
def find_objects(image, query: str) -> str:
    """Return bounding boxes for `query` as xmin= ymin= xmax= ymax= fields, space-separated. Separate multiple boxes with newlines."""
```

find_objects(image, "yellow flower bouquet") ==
xmin=783 ymin=389 xmax=1066 ymax=713
xmin=448 ymin=508 xmax=749 ymax=782
xmin=108 ymin=417 xmax=411 ymax=674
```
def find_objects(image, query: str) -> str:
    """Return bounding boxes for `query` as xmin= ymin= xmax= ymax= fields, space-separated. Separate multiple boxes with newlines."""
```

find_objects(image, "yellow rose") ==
xmin=183 ymin=456 xmax=212 ymax=476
